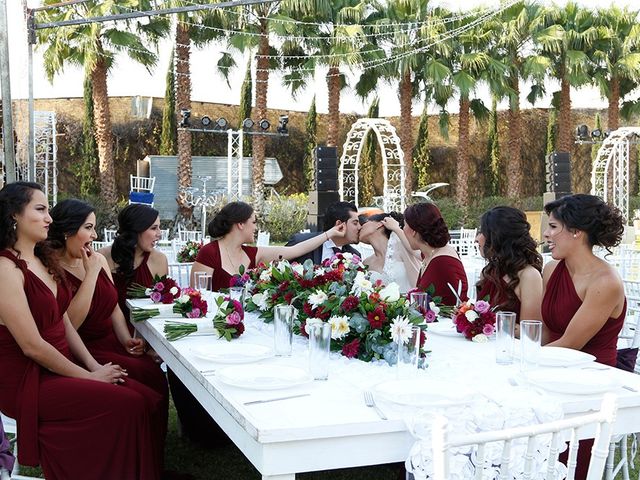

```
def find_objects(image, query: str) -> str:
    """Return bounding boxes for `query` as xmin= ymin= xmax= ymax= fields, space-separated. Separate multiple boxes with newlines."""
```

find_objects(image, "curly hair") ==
xmin=207 ymin=201 xmax=254 ymax=238
xmin=403 ymin=202 xmax=450 ymax=247
xmin=360 ymin=212 xmax=404 ymax=239
xmin=48 ymin=199 xmax=96 ymax=251
xmin=544 ymin=194 xmax=624 ymax=252
xmin=0 ymin=181 xmax=65 ymax=281
xmin=112 ymin=204 xmax=159 ymax=280
xmin=477 ymin=206 xmax=542 ymax=312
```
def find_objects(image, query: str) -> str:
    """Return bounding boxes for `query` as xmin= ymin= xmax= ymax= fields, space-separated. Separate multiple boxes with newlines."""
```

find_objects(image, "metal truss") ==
xmin=26 ymin=111 xmax=57 ymax=203
xmin=591 ymin=127 xmax=640 ymax=223
xmin=339 ymin=118 xmax=406 ymax=212
xmin=227 ymin=129 xmax=244 ymax=200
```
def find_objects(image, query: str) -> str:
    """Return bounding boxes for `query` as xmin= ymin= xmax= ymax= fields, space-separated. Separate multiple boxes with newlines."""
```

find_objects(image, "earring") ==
xmin=573 ymin=234 xmax=577 ymax=238
xmin=12 ymin=222 xmax=16 ymax=231
xmin=64 ymin=234 xmax=68 ymax=240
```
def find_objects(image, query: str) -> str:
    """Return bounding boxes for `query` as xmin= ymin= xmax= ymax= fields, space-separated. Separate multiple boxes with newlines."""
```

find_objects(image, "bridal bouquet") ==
xmin=127 ymin=274 xmax=180 ymax=304
xmin=176 ymin=240 xmax=204 ymax=263
xmin=453 ymin=300 xmax=496 ymax=342
xmin=131 ymin=288 xmax=208 ymax=323
xmin=212 ymin=296 xmax=245 ymax=341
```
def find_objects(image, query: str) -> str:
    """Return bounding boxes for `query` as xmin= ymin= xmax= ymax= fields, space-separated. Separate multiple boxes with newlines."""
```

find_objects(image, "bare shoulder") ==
xmin=95 ymin=252 xmax=110 ymax=270
xmin=150 ymin=249 xmax=168 ymax=265
xmin=0 ymin=257 xmax=24 ymax=284
xmin=542 ymin=260 xmax=559 ymax=282
xmin=518 ymin=265 xmax=543 ymax=283
xmin=589 ymin=262 xmax=624 ymax=296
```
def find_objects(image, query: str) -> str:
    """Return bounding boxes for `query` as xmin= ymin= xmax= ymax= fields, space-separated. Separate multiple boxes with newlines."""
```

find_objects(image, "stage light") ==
xmin=242 ymin=118 xmax=254 ymax=129
xmin=201 ymin=115 xmax=211 ymax=127
xmin=259 ymin=119 xmax=270 ymax=131
xmin=179 ymin=109 xmax=191 ymax=128
xmin=604 ymin=129 xmax=611 ymax=139
xmin=277 ymin=115 xmax=289 ymax=134
xmin=216 ymin=117 xmax=228 ymax=129
xmin=591 ymin=129 xmax=601 ymax=139
xmin=576 ymin=124 xmax=589 ymax=140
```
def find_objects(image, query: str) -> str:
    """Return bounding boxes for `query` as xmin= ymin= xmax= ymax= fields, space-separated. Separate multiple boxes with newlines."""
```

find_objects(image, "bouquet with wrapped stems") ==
xmin=212 ymin=296 xmax=245 ymax=341
xmin=131 ymin=288 xmax=208 ymax=324
xmin=453 ymin=299 xmax=496 ymax=342
xmin=127 ymin=274 xmax=180 ymax=304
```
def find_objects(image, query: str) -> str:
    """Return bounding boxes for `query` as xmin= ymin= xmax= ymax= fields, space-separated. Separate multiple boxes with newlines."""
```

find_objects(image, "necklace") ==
xmin=60 ymin=258 xmax=82 ymax=269
xmin=222 ymin=242 xmax=239 ymax=273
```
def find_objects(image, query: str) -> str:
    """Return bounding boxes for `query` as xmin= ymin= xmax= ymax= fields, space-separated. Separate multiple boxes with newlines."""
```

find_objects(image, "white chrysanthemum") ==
xmin=351 ymin=271 xmax=373 ymax=296
xmin=465 ymin=310 xmax=479 ymax=322
xmin=252 ymin=292 xmax=269 ymax=311
xmin=379 ymin=282 xmax=400 ymax=302
xmin=304 ymin=318 xmax=324 ymax=335
xmin=259 ymin=270 xmax=272 ymax=282
xmin=472 ymin=334 xmax=488 ymax=343
xmin=308 ymin=290 xmax=328 ymax=308
xmin=429 ymin=301 xmax=440 ymax=316
xmin=328 ymin=315 xmax=350 ymax=340
xmin=390 ymin=316 xmax=412 ymax=345
xmin=292 ymin=263 xmax=304 ymax=276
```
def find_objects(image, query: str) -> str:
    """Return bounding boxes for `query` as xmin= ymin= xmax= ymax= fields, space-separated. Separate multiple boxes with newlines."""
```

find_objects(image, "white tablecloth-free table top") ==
xmin=129 ymin=306 xmax=640 ymax=480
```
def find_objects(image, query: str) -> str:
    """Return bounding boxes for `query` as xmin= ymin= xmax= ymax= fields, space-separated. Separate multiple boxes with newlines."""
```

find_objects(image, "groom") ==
xmin=286 ymin=201 xmax=362 ymax=265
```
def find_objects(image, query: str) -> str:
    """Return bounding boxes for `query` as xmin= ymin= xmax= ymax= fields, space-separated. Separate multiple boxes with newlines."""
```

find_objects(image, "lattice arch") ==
xmin=339 ymin=118 xmax=406 ymax=212
xmin=591 ymin=127 xmax=640 ymax=222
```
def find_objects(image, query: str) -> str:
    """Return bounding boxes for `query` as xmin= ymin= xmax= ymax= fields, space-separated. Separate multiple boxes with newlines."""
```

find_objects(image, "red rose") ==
xmin=367 ymin=306 xmax=386 ymax=329
xmin=341 ymin=295 xmax=359 ymax=312
xmin=342 ymin=339 xmax=360 ymax=358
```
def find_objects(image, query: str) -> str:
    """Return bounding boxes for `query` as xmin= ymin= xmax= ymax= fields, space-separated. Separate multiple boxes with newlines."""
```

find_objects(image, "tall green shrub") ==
xmin=77 ymin=67 xmax=99 ymax=196
xmin=238 ymin=58 xmax=253 ymax=156
xmin=359 ymin=97 xmax=379 ymax=206
xmin=486 ymin=97 xmax=501 ymax=196
xmin=413 ymin=100 xmax=430 ymax=189
xmin=545 ymin=108 xmax=557 ymax=157
xmin=160 ymin=50 xmax=176 ymax=155
xmin=303 ymin=97 xmax=317 ymax=190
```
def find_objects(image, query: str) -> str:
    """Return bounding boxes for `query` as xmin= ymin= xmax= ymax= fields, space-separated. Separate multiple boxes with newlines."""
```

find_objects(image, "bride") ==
xmin=358 ymin=212 xmax=420 ymax=293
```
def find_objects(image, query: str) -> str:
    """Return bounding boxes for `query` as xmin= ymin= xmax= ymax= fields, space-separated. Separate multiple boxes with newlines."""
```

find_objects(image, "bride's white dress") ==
xmin=368 ymin=233 xmax=415 ymax=293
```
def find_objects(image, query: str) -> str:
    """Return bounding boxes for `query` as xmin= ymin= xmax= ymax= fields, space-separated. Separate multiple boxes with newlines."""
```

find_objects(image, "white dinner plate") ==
xmin=427 ymin=321 xmax=459 ymax=337
xmin=216 ymin=365 xmax=313 ymax=390
xmin=536 ymin=347 xmax=596 ymax=367
xmin=524 ymin=368 xmax=621 ymax=395
xmin=191 ymin=343 xmax=273 ymax=364
xmin=374 ymin=379 xmax=474 ymax=407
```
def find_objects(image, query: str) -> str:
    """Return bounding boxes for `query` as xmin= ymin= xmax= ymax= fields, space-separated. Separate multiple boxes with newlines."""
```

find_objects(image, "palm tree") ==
xmin=530 ymin=3 xmax=598 ymax=153
xmin=592 ymin=6 xmax=640 ymax=131
xmin=38 ymin=1 xmax=169 ymax=204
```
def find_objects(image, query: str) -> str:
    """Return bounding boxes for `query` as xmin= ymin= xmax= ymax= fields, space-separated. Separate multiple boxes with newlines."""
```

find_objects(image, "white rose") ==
xmin=429 ymin=302 xmax=440 ymax=316
xmin=292 ymin=263 xmax=304 ymax=276
xmin=328 ymin=315 xmax=350 ymax=340
xmin=169 ymin=286 xmax=179 ymax=295
xmin=472 ymin=334 xmax=488 ymax=343
xmin=178 ymin=294 xmax=190 ymax=303
xmin=308 ymin=290 xmax=328 ymax=308
xmin=379 ymin=283 xmax=400 ymax=302
xmin=304 ymin=318 xmax=324 ymax=335
xmin=465 ymin=310 xmax=479 ymax=322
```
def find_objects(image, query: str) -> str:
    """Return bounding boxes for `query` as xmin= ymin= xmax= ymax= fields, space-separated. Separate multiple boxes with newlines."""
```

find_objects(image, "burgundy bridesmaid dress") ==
xmin=0 ymin=250 xmax=161 ymax=480
xmin=417 ymin=255 xmax=468 ymax=307
xmin=195 ymin=240 xmax=258 ymax=290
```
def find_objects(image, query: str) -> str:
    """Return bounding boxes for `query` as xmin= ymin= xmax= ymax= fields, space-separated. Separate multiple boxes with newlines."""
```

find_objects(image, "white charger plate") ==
xmin=537 ymin=346 xmax=595 ymax=367
xmin=374 ymin=379 xmax=474 ymax=407
xmin=524 ymin=368 xmax=621 ymax=395
xmin=216 ymin=365 xmax=312 ymax=390
xmin=191 ymin=343 xmax=273 ymax=364
xmin=427 ymin=321 xmax=459 ymax=337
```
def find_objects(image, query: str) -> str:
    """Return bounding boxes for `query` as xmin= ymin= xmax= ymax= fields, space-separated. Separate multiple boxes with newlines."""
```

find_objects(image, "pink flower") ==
xmin=475 ymin=300 xmax=490 ymax=314
xmin=425 ymin=310 xmax=436 ymax=323
xmin=187 ymin=308 xmax=201 ymax=318
xmin=226 ymin=311 xmax=242 ymax=325
xmin=483 ymin=323 xmax=495 ymax=336
xmin=150 ymin=291 xmax=162 ymax=303
xmin=154 ymin=282 xmax=165 ymax=292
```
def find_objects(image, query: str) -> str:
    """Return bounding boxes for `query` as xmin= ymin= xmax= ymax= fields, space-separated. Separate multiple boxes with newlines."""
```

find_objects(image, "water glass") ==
xmin=273 ymin=304 xmax=295 ymax=357
xmin=409 ymin=292 xmax=433 ymax=321
xmin=397 ymin=326 xmax=421 ymax=379
xmin=520 ymin=320 xmax=543 ymax=372
xmin=495 ymin=311 xmax=516 ymax=365
xmin=229 ymin=286 xmax=244 ymax=304
xmin=308 ymin=323 xmax=332 ymax=380
xmin=194 ymin=272 xmax=212 ymax=292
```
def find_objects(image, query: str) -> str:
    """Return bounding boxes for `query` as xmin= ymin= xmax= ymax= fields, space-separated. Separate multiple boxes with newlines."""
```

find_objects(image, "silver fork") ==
xmin=363 ymin=391 xmax=387 ymax=420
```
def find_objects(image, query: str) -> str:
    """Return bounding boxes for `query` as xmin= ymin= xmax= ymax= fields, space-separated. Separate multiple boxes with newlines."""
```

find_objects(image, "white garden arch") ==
xmin=339 ymin=118 xmax=406 ymax=212
xmin=591 ymin=127 xmax=640 ymax=222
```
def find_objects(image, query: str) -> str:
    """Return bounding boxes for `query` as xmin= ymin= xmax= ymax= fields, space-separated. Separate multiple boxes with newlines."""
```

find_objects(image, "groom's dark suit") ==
xmin=285 ymin=232 xmax=362 ymax=265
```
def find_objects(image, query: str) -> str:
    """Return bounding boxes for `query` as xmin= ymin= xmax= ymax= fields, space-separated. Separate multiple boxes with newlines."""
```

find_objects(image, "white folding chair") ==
xmin=102 ymin=228 xmax=117 ymax=243
xmin=428 ymin=394 xmax=617 ymax=480
xmin=129 ymin=175 xmax=156 ymax=207
xmin=256 ymin=231 xmax=270 ymax=247
xmin=458 ymin=227 xmax=477 ymax=257
xmin=91 ymin=240 xmax=109 ymax=251
xmin=168 ymin=262 xmax=192 ymax=288
xmin=177 ymin=230 xmax=202 ymax=243
xmin=1 ymin=413 xmax=39 ymax=480
xmin=160 ymin=229 xmax=170 ymax=242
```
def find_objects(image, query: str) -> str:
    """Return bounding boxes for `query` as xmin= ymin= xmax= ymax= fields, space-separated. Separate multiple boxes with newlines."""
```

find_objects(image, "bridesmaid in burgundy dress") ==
xmin=99 ymin=203 xmax=168 ymax=325
xmin=475 ymin=206 xmax=543 ymax=321
xmin=0 ymin=182 xmax=160 ymax=480
xmin=392 ymin=202 xmax=468 ymax=306
xmin=542 ymin=194 xmax=626 ymax=480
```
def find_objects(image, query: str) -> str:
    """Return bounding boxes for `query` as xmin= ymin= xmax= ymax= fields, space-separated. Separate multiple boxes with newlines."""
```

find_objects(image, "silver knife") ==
xmin=243 ymin=393 xmax=310 ymax=405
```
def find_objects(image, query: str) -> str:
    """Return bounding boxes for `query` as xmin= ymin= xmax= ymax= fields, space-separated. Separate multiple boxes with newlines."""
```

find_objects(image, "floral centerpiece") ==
xmin=229 ymin=265 xmax=251 ymax=289
xmin=130 ymin=288 xmax=208 ymax=324
xmin=211 ymin=296 xmax=245 ymax=341
xmin=176 ymin=240 xmax=204 ymax=263
xmin=127 ymin=274 xmax=180 ymax=304
xmin=453 ymin=299 xmax=496 ymax=342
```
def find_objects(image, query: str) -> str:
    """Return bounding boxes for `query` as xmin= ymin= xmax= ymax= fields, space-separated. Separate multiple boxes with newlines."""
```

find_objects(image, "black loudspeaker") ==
xmin=545 ymin=152 xmax=571 ymax=195
xmin=314 ymin=146 xmax=338 ymax=190
xmin=316 ymin=168 xmax=338 ymax=191
xmin=306 ymin=214 xmax=325 ymax=232
xmin=308 ymin=191 xmax=340 ymax=215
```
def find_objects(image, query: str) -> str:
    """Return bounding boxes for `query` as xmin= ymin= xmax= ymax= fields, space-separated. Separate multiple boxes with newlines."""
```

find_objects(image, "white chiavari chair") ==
xmin=427 ymin=394 xmax=617 ymax=480
xmin=1 ymin=414 xmax=39 ymax=480
xmin=177 ymin=230 xmax=203 ymax=243
xmin=168 ymin=262 xmax=192 ymax=288
xmin=102 ymin=228 xmax=117 ymax=243
xmin=256 ymin=231 xmax=271 ymax=247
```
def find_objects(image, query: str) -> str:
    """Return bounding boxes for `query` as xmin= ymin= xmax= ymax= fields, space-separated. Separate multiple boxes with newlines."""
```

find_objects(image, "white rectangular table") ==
xmin=131 ymin=307 xmax=640 ymax=480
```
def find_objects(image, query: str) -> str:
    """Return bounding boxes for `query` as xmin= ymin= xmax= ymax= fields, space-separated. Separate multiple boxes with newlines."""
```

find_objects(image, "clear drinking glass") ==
xmin=409 ymin=292 xmax=433 ymax=321
xmin=194 ymin=272 xmax=212 ymax=293
xmin=273 ymin=304 xmax=295 ymax=357
xmin=308 ymin=323 xmax=332 ymax=380
xmin=229 ymin=286 xmax=244 ymax=304
xmin=520 ymin=320 xmax=543 ymax=372
xmin=397 ymin=325 xmax=421 ymax=379
xmin=495 ymin=311 xmax=516 ymax=365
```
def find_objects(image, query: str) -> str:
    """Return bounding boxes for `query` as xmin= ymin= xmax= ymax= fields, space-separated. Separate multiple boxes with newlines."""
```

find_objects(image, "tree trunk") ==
xmin=608 ymin=75 xmax=620 ymax=132
xmin=557 ymin=75 xmax=572 ymax=154
xmin=326 ymin=66 xmax=341 ymax=148
xmin=252 ymin=21 xmax=270 ymax=203
xmin=506 ymin=76 xmax=522 ymax=198
xmin=175 ymin=21 xmax=192 ymax=214
xmin=90 ymin=44 xmax=116 ymax=204
xmin=456 ymin=96 xmax=470 ymax=206
xmin=399 ymin=70 xmax=414 ymax=197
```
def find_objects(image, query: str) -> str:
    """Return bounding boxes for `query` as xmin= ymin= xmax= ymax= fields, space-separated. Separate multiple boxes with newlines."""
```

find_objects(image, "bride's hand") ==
xmin=381 ymin=216 xmax=401 ymax=232
xmin=326 ymin=223 xmax=347 ymax=240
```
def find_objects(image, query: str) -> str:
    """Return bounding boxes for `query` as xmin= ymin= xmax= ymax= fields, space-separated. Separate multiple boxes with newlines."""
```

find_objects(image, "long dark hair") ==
xmin=208 ymin=201 xmax=254 ymax=238
xmin=112 ymin=204 xmax=159 ymax=280
xmin=477 ymin=206 xmax=542 ymax=311
xmin=0 ymin=181 xmax=64 ymax=280
xmin=48 ymin=199 xmax=96 ymax=250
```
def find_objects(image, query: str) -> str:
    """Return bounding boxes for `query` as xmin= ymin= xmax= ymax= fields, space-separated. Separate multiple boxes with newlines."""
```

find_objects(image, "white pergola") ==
xmin=591 ymin=127 xmax=640 ymax=223
xmin=339 ymin=118 xmax=406 ymax=212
